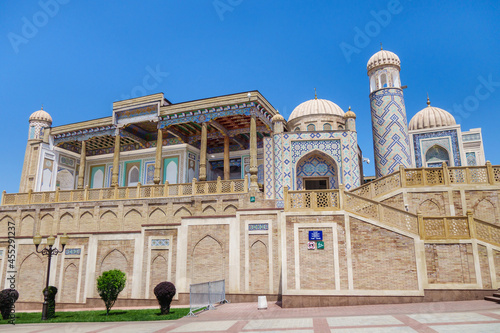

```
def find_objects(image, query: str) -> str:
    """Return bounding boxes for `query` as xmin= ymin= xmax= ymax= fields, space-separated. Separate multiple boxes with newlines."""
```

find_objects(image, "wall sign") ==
xmin=307 ymin=241 xmax=315 ymax=250
xmin=309 ymin=230 xmax=323 ymax=241
xmin=317 ymin=241 xmax=325 ymax=250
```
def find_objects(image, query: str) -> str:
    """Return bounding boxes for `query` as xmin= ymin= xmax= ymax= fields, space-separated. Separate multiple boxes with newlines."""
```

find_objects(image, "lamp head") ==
xmin=60 ymin=233 xmax=68 ymax=249
xmin=33 ymin=234 xmax=42 ymax=246
xmin=47 ymin=235 xmax=55 ymax=247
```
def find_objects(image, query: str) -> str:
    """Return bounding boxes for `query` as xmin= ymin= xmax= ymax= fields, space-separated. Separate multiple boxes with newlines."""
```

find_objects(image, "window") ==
xmin=307 ymin=124 xmax=316 ymax=131
xmin=128 ymin=166 xmax=140 ymax=186
xmin=323 ymin=123 xmax=332 ymax=131
xmin=380 ymin=73 xmax=388 ymax=88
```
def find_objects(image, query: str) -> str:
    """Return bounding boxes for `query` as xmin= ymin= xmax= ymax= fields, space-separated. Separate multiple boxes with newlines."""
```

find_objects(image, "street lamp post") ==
xmin=33 ymin=233 xmax=68 ymax=320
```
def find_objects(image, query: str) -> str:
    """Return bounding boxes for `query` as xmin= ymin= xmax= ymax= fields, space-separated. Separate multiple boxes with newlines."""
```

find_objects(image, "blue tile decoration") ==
xmin=151 ymin=239 xmax=169 ymax=247
xmin=248 ymin=223 xmax=268 ymax=231
xmin=267 ymin=130 xmax=360 ymax=207
xmin=296 ymin=152 xmax=338 ymax=189
xmin=264 ymin=137 xmax=275 ymax=199
xmin=462 ymin=133 xmax=481 ymax=142
xmin=413 ymin=130 xmax=461 ymax=167
xmin=466 ymin=152 xmax=477 ymax=166
xmin=65 ymin=248 xmax=81 ymax=256
xmin=370 ymin=88 xmax=412 ymax=177
xmin=144 ymin=160 xmax=156 ymax=185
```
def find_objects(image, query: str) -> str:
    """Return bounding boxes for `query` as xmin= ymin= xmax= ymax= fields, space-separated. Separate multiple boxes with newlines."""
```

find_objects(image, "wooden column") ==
xmin=111 ymin=129 xmax=121 ymax=186
xmin=77 ymin=140 xmax=86 ymax=189
xmin=199 ymin=122 xmax=208 ymax=181
xmin=224 ymin=135 xmax=230 ymax=180
xmin=154 ymin=128 xmax=163 ymax=184
xmin=249 ymin=114 xmax=259 ymax=191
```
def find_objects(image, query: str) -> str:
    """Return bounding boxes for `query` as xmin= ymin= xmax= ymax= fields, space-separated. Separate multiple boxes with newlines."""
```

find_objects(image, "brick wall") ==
xmin=96 ymin=240 xmax=135 ymax=298
xmin=408 ymin=192 xmax=447 ymax=215
xmin=187 ymin=224 xmax=229 ymax=285
xmin=299 ymin=227 xmax=335 ymax=290
xmin=466 ymin=190 xmax=499 ymax=225
xmin=425 ymin=243 xmax=476 ymax=284
xmin=382 ymin=193 xmax=404 ymax=210
xmin=350 ymin=217 xmax=418 ymax=290
xmin=478 ymin=244 xmax=492 ymax=288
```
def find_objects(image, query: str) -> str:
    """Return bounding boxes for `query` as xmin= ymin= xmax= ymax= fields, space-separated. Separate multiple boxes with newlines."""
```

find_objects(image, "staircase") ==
xmin=485 ymin=290 xmax=500 ymax=303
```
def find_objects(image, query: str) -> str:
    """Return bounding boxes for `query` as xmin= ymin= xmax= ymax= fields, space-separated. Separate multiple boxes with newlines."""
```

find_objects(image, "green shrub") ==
xmin=154 ymin=282 xmax=176 ymax=315
xmin=97 ymin=270 xmax=126 ymax=315
xmin=42 ymin=286 xmax=58 ymax=319
xmin=0 ymin=289 xmax=19 ymax=320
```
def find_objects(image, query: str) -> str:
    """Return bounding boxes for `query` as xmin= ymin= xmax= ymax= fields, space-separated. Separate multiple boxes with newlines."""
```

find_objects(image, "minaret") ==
xmin=19 ymin=107 xmax=52 ymax=192
xmin=367 ymin=48 xmax=412 ymax=177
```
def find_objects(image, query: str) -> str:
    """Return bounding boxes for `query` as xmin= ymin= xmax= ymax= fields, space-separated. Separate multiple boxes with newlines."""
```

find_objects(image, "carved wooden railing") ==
xmin=474 ymin=217 xmax=500 ymax=247
xmin=284 ymin=186 xmax=418 ymax=235
xmin=418 ymin=211 xmax=500 ymax=246
xmin=1 ymin=176 xmax=248 ymax=206
xmin=284 ymin=188 xmax=340 ymax=211
xmin=343 ymin=191 xmax=419 ymax=235
xmin=350 ymin=162 xmax=500 ymax=200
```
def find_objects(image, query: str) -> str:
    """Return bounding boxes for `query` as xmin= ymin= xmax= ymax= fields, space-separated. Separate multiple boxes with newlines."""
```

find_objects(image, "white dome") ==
xmin=367 ymin=49 xmax=400 ymax=72
xmin=409 ymin=100 xmax=456 ymax=130
xmin=289 ymin=98 xmax=344 ymax=121
xmin=29 ymin=109 xmax=52 ymax=124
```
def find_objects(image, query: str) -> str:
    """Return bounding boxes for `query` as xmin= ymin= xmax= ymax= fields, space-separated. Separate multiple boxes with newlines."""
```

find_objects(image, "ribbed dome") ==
xmin=289 ymin=99 xmax=344 ymax=121
xmin=367 ymin=50 xmax=400 ymax=72
xmin=29 ymin=109 xmax=52 ymax=124
xmin=344 ymin=107 xmax=356 ymax=119
xmin=409 ymin=101 xmax=456 ymax=130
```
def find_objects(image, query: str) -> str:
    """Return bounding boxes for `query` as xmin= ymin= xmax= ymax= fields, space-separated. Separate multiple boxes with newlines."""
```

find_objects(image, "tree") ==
xmin=42 ymin=286 xmax=58 ymax=319
xmin=0 ymin=289 xmax=19 ymax=320
xmin=154 ymin=282 xmax=176 ymax=315
xmin=97 ymin=270 xmax=126 ymax=315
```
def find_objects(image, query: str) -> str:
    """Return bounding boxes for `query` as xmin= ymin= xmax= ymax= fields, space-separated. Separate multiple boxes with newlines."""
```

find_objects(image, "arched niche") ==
xmin=425 ymin=145 xmax=450 ymax=167
xmin=295 ymin=151 xmax=339 ymax=190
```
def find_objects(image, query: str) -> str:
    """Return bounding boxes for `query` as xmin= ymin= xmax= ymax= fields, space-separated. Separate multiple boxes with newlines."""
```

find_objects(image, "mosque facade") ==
xmin=1 ymin=49 xmax=499 ymax=308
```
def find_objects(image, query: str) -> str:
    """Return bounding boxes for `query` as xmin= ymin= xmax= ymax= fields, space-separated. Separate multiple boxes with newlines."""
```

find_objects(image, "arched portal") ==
xmin=425 ymin=145 xmax=450 ymax=167
xmin=295 ymin=151 xmax=338 ymax=190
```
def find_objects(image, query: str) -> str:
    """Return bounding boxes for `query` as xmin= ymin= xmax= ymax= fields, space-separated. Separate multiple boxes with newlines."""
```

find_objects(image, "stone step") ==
xmin=484 ymin=296 xmax=500 ymax=303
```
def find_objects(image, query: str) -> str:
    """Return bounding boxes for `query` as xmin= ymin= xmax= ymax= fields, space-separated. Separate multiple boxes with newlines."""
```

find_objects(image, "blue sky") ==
xmin=1 ymin=0 xmax=500 ymax=193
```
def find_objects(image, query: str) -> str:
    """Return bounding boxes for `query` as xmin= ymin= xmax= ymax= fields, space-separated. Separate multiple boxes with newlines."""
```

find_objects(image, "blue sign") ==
xmin=309 ymin=230 xmax=323 ymax=241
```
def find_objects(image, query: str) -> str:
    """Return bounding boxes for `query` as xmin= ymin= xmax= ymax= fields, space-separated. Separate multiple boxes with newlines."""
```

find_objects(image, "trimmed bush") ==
xmin=154 ymin=282 xmax=176 ymax=315
xmin=97 ymin=269 xmax=126 ymax=315
xmin=0 ymin=289 xmax=19 ymax=320
xmin=42 ymin=286 xmax=58 ymax=319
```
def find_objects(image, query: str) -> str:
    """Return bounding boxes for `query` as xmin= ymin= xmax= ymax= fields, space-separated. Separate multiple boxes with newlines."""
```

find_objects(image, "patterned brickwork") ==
xmin=16 ymin=244 xmax=47 ymax=302
xmin=494 ymin=250 xmax=500 ymax=282
xmin=466 ymin=191 xmax=499 ymax=225
xmin=249 ymin=234 xmax=269 ymax=292
xmin=381 ymin=193 xmax=405 ymax=210
xmin=299 ymin=227 xmax=335 ymax=290
xmin=96 ymin=240 xmax=135 ymax=298
xmin=453 ymin=191 xmax=463 ymax=216
xmin=478 ymin=245 xmax=492 ymax=289
xmin=55 ymin=236 xmax=89 ymax=303
xmin=425 ymin=243 xmax=476 ymax=284
xmin=187 ymin=224 xmax=229 ymax=285
xmin=370 ymin=88 xmax=412 ymax=177
xmin=349 ymin=217 xmax=418 ymax=290
xmin=408 ymin=192 xmax=447 ymax=215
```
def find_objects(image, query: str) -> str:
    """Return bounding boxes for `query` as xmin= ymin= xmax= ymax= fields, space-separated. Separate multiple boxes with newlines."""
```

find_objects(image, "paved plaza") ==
xmin=2 ymin=300 xmax=500 ymax=332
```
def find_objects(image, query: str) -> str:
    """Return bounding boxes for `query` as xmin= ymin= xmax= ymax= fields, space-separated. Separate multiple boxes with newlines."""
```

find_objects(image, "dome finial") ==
xmin=427 ymin=93 xmax=431 ymax=107
xmin=314 ymin=88 xmax=317 ymax=100
xmin=380 ymin=42 xmax=383 ymax=50
xmin=349 ymin=106 xmax=351 ymax=111
xmin=41 ymin=104 xmax=43 ymax=110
